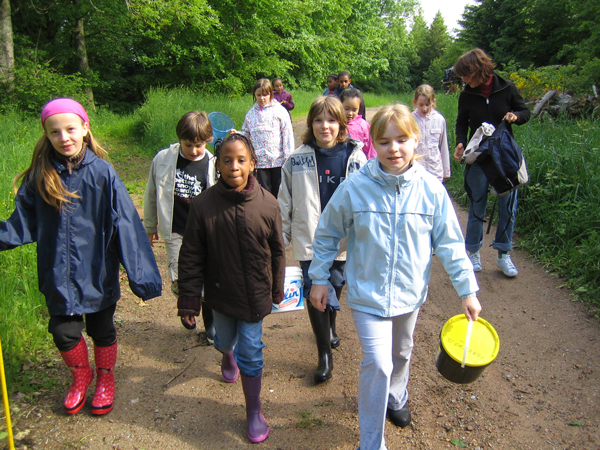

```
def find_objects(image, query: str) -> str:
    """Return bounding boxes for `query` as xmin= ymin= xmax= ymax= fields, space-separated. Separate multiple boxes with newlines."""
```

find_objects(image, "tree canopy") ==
xmin=1 ymin=0 xmax=599 ymax=111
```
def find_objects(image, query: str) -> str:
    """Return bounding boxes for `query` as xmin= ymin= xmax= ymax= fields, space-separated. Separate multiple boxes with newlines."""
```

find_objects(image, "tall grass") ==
xmin=516 ymin=118 xmax=600 ymax=301
xmin=440 ymin=102 xmax=600 ymax=305
xmin=0 ymin=112 xmax=55 ymax=394
xmin=137 ymin=88 xmax=416 ymax=155
xmin=137 ymin=87 xmax=329 ymax=153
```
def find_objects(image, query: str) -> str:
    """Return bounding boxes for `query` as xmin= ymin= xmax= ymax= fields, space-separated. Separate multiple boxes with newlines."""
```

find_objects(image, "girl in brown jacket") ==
xmin=177 ymin=134 xmax=285 ymax=443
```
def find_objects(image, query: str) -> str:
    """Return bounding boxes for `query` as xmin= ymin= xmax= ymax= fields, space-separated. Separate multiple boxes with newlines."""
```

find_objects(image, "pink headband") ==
xmin=41 ymin=98 xmax=90 ymax=128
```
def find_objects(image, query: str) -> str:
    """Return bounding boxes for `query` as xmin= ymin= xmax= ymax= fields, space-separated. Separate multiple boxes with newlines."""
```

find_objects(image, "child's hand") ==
xmin=462 ymin=296 xmax=482 ymax=321
xmin=310 ymin=285 xmax=329 ymax=312
xmin=181 ymin=314 xmax=196 ymax=330
xmin=229 ymin=128 xmax=238 ymax=134
xmin=147 ymin=232 xmax=159 ymax=247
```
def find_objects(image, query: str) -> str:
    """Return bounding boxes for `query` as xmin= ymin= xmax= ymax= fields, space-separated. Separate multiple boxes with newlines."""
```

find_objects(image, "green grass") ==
xmin=0 ymin=112 xmax=55 ymax=395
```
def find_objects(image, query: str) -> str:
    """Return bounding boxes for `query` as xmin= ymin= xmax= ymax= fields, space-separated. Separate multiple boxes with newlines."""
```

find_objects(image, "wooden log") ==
xmin=533 ymin=90 xmax=556 ymax=117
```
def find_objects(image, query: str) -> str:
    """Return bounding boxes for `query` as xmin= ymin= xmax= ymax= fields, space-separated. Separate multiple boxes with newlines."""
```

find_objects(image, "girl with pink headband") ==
xmin=0 ymin=98 xmax=162 ymax=416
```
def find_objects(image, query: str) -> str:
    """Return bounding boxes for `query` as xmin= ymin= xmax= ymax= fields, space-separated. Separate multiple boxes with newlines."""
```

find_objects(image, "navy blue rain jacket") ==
xmin=0 ymin=149 xmax=162 ymax=315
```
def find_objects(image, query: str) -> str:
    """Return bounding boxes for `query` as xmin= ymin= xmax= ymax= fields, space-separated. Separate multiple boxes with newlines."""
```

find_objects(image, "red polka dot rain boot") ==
xmin=91 ymin=341 xmax=117 ymax=415
xmin=59 ymin=335 xmax=94 ymax=415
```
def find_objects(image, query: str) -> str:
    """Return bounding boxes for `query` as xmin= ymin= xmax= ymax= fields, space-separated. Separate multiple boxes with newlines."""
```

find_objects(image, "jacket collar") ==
xmin=215 ymin=173 xmax=259 ymax=202
xmin=253 ymin=100 xmax=276 ymax=111
xmin=364 ymin=157 xmax=422 ymax=188
xmin=464 ymin=72 xmax=509 ymax=96
xmin=52 ymin=147 xmax=97 ymax=173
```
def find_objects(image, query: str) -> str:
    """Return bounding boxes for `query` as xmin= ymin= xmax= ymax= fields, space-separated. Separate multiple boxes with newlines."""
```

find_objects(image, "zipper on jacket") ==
xmin=389 ymin=180 xmax=401 ymax=312
xmin=65 ymin=170 xmax=74 ymax=315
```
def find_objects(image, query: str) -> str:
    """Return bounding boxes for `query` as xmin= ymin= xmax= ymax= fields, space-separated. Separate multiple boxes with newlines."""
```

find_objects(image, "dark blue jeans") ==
xmin=465 ymin=162 xmax=518 ymax=253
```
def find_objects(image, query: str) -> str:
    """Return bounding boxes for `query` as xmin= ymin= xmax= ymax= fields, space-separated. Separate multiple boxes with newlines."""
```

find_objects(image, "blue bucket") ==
xmin=208 ymin=111 xmax=234 ymax=146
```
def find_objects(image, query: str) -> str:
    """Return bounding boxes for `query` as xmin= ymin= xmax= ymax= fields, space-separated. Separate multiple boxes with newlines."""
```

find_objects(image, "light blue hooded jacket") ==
xmin=309 ymin=158 xmax=478 ymax=317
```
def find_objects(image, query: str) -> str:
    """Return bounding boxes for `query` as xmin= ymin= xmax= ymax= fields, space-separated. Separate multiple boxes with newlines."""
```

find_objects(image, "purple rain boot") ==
xmin=221 ymin=350 xmax=239 ymax=383
xmin=241 ymin=374 xmax=269 ymax=443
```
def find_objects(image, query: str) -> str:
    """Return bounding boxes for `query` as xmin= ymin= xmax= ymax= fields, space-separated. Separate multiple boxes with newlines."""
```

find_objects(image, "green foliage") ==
xmin=10 ymin=0 xmax=425 ymax=109
xmin=407 ymin=10 xmax=452 ymax=88
xmin=0 ymin=111 xmax=54 ymax=395
xmin=0 ymin=58 xmax=91 ymax=115
xmin=136 ymin=87 xmax=324 ymax=152
xmin=501 ymin=65 xmax=585 ymax=101
xmin=457 ymin=0 xmax=600 ymax=91
xmin=516 ymin=119 xmax=600 ymax=304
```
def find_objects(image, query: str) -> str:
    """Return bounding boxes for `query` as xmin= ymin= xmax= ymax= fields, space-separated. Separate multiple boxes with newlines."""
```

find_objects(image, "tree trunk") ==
xmin=75 ymin=16 xmax=95 ymax=109
xmin=0 ymin=0 xmax=14 ymax=89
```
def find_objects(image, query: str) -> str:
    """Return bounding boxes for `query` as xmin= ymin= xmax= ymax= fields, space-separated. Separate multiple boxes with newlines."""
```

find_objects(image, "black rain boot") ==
xmin=201 ymin=303 xmax=215 ymax=345
xmin=330 ymin=287 xmax=343 ymax=349
xmin=307 ymin=302 xmax=333 ymax=384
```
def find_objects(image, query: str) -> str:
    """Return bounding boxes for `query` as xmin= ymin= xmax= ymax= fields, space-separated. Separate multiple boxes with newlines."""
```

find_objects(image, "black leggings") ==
xmin=48 ymin=303 xmax=117 ymax=352
xmin=255 ymin=167 xmax=282 ymax=198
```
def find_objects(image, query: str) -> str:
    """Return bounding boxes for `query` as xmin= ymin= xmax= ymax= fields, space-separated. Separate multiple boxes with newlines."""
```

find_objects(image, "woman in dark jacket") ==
xmin=453 ymin=48 xmax=530 ymax=277
xmin=177 ymin=134 xmax=285 ymax=444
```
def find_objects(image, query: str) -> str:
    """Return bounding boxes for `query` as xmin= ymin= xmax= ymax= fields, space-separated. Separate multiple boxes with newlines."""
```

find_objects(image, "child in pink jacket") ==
xmin=340 ymin=88 xmax=376 ymax=159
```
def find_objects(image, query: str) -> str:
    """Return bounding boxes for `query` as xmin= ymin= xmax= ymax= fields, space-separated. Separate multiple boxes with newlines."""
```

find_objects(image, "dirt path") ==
xmin=6 ymin=110 xmax=600 ymax=450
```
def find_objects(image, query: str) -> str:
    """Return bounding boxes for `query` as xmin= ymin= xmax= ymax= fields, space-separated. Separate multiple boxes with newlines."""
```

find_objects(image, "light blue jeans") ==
xmin=465 ymin=162 xmax=518 ymax=253
xmin=352 ymin=308 xmax=420 ymax=450
xmin=212 ymin=311 xmax=264 ymax=378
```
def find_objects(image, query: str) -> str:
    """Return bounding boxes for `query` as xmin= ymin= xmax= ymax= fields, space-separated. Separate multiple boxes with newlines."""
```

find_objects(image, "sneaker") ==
xmin=468 ymin=251 xmax=482 ymax=272
xmin=496 ymin=254 xmax=518 ymax=277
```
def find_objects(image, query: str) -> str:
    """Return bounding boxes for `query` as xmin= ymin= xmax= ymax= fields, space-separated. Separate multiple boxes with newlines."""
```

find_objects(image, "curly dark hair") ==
xmin=213 ymin=133 xmax=258 ymax=176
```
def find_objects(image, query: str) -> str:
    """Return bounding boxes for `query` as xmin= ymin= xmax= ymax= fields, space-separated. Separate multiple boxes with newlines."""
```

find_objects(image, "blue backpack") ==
xmin=465 ymin=120 xmax=528 ymax=198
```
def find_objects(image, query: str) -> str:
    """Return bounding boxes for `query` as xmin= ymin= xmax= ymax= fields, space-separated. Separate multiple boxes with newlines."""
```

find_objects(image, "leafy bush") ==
xmin=501 ymin=64 xmax=590 ymax=101
xmin=0 ymin=59 xmax=93 ymax=115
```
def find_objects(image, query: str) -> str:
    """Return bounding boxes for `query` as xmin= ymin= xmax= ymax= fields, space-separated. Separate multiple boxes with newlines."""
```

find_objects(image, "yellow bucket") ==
xmin=435 ymin=315 xmax=500 ymax=384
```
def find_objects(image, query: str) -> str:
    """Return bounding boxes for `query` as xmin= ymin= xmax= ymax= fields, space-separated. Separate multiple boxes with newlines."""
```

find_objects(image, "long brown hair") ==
xmin=13 ymin=127 xmax=108 ymax=211
xmin=302 ymin=96 xmax=348 ymax=145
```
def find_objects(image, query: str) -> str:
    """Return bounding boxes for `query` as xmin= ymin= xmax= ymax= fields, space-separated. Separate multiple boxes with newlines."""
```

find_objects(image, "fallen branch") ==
xmin=164 ymin=357 xmax=196 ymax=387
xmin=533 ymin=90 xmax=556 ymax=117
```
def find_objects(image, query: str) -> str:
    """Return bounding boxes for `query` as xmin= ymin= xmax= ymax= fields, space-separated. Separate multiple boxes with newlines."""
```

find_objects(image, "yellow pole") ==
xmin=0 ymin=335 xmax=15 ymax=450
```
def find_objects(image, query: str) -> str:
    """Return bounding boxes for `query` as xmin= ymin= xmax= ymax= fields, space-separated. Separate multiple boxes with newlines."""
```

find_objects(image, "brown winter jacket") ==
xmin=177 ymin=175 xmax=285 ymax=323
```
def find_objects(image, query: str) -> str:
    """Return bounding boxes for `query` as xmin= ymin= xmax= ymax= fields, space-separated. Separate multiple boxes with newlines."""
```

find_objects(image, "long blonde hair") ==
xmin=13 ymin=128 xmax=108 ymax=211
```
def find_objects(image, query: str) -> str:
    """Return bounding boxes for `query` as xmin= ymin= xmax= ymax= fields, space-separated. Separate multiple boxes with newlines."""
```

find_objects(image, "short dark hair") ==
xmin=327 ymin=73 xmax=338 ymax=81
xmin=176 ymin=111 xmax=213 ymax=143
xmin=338 ymin=70 xmax=350 ymax=79
xmin=339 ymin=87 xmax=363 ymax=104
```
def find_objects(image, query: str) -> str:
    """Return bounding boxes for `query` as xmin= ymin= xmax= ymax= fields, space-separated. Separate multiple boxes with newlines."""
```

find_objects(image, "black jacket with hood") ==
xmin=456 ymin=72 xmax=530 ymax=147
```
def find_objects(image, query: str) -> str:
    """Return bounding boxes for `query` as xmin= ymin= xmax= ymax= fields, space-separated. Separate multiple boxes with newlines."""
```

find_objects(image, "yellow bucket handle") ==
xmin=461 ymin=319 xmax=474 ymax=368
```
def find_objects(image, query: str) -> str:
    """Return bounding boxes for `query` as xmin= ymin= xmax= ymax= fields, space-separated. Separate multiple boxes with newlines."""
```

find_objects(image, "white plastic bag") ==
xmin=462 ymin=122 xmax=496 ymax=164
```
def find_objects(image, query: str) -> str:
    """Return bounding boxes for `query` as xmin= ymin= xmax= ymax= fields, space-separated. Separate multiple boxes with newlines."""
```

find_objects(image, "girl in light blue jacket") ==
xmin=309 ymin=104 xmax=482 ymax=450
